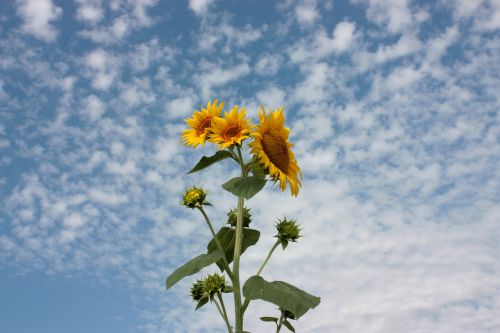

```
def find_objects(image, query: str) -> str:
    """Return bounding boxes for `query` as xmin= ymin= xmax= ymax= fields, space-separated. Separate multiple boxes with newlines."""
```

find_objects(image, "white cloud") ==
xmin=331 ymin=21 xmax=356 ymax=52
xmin=76 ymin=3 xmax=104 ymax=24
xmin=154 ymin=138 xmax=180 ymax=162
xmin=106 ymin=160 xmax=138 ymax=175
xmin=295 ymin=0 xmax=319 ymax=26
xmin=476 ymin=0 xmax=500 ymax=31
xmin=82 ymin=95 xmax=106 ymax=121
xmin=355 ymin=0 xmax=413 ymax=33
xmin=424 ymin=25 xmax=459 ymax=65
xmin=0 ymin=79 xmax=8 ymax=101
xmin=16 ymin=0 xmax=62 ymax=42
xmin=86 ymin=49 xmax=108 ymax=70
xmin=450 ymin=0 xmax=483 ymax=19
xmin=385 ymin=66 xmax=423 ymax=90
xmin=0 ymin=139 xmax=9 ymax=150
xmin=289 ymin=21 xmax=357 ymax=64
xmin=197 ymin=16 xmax=264 ymax=52
xmin=189 ymin=0 xmax=215 ymax=15
xmin=165 ymin=96 xmax=196 ymax=119
xmin=84 ymin=49 xmax=118 ymax=91
xmin=254 ymin=54 xmax=282 ymax=76
xmin=353 ymin=33 xmax=423 ymax=72
xmin=197 ymin=63 xmax=251 ymax=100
xmin=79 ymin=16 xmax=130 ymax=44
xmin=78 ymin=0 xmax=157 ymax=43
xmin=293 ymin=63 xmax=330 ymax=104
xmin=63 ymin=213 xmax=86 ymax=228
xmin=256 ymin=86 xmax=286 ymax=110
xmin=88 ymin=188 xmax=127 ymax=205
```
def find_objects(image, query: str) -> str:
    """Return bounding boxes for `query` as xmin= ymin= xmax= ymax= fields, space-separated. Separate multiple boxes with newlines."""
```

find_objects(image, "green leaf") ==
xmin=250 ymin=161 xmax=267 ymax=178
xmin=207 ymin=227 xmax=260 ymax=271
xmin=283 ymin=320 xmax=296 ymax=332
xmin=195 ymin=296 xmax=209 ymax=310
xmin=222 ymin=176 xmax=266 ymax=199
xmin=166 ymin=249 xmax=224 ymax=289
xmin=188 ymin=151 xmax=233 ymax=174
xmin=242 ymin=276 xmax=321 ymax=319
xmin=260 ymin=317 xmax=278 ymax=323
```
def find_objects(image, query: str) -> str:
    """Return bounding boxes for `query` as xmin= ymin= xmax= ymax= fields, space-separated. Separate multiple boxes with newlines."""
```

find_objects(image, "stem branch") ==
xmin=198 ymin=206 xmax=234 ymax=281
xmin=242 ymin=240 xmax=280 ymax=313
xmin=275 ymin=312 xmax=285 ymax=333
xmin=256 ymin=240 xmax=280 ymax=276
xmin=214 ymin=297 xmax=233 ymax=333
xmin=218 ymin=294 xmax=232 ymax=333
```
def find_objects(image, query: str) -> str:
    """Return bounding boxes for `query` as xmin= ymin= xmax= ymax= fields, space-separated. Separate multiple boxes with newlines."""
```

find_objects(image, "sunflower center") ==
xmin=261 ymin=130 xmax=290 ymax=173
xmin=223 ymin=124 xmax=241 ymax=139
xmin=196 ymin=117 xmax=212 ymax=135
xmin=187 ymin=190 xmax=200 ymax=201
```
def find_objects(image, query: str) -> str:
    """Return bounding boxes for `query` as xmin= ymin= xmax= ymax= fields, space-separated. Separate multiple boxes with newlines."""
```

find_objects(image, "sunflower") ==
xmin=182 ymin=99 xmax=225 ymax=147
xmin=250 ymin=107 xmax=302 ymax=196
xmin=209 ymin=105 xmax=253 ymax=149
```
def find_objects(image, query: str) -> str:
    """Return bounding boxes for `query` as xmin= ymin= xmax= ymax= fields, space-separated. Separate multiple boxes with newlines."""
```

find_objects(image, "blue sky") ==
xmin=0 ymin=0 xmax=499 ymax=332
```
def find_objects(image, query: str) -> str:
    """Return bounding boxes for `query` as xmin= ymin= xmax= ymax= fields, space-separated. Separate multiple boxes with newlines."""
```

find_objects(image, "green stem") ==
xmin=256 ymin=240 xmax=280 ymax=276
xmin=214 ymin=297 xmax=233 ymax=333
xmin=233 ymin=145 xmax=246 ymax=332
xmin=233 ymin=195 xmax=245 ymax=332
xmin=275 ymin=312 xmax=285 ymax=333
xmin=218 ymin=294 xmax=233 ymax=333
xmin=241 ymin=240 xmax=280 ymax=313
xmin=197 ymin=206 xmax=234 ymax=281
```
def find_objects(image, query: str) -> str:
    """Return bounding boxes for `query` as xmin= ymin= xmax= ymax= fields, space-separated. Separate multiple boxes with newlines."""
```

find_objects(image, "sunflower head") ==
xmin=182 ymin=99 xmax=224 ymax=148
xmin=250 ymin=107 xmax=302 ymax=196
xmin=209 ymin=105 xmax=253 ymax=149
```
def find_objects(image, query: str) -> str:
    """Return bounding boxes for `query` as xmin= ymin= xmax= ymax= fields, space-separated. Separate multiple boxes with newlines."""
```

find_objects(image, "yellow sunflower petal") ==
xmin=250 ymin=106 xmax=302 ymax=196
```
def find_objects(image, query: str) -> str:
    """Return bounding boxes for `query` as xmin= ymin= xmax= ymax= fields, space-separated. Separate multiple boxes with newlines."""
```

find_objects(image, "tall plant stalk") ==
xmin=233 ymin=145 xmax=246 ymax=332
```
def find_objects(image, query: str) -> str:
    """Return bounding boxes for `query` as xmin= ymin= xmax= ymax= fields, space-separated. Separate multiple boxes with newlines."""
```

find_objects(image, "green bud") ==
xmin=190 ymin=279 xmax=205 ymax=302
xmin=275 ymin=218 xmax=301 ymax=248
xmin=203 ymin=273 xmax=227 ymax=297
xmin=227 ymin=207 xmax=252 ymax=227
xmin=182 ymin=186 xmax=207 ymax=208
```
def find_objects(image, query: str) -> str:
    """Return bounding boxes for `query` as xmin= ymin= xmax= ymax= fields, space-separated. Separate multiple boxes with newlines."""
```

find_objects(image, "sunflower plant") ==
xmin=166 ymin=99 xmax=320 ymax=333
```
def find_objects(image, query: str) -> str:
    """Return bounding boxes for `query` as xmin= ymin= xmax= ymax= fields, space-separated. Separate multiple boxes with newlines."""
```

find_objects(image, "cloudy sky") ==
xmin=1 ymin=0 xmax=499 ymax=332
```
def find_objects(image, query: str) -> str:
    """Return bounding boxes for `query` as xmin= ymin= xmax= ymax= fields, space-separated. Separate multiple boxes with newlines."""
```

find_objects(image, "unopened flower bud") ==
xmin=190 ymin=279 xmax=205 ymax=302
xmin=182 ymin=186 xmax=207 ymax=208
xmin=203 ymin=273 xmax=227 ymax=297
xmin=227 ymin=207 xmax=252 ymax=227
xmin=275 ymin=218 xmax=301 ymax=248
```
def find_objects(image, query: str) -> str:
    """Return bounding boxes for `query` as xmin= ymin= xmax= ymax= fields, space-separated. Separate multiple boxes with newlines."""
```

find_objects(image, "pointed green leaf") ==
xmin=222 ymin=176 xmax=267 ymax=199
xmin=260 ymin=317 xmax=278 ymax=323
xmin=195 ymin=296 xmax=209 ymax=310
xmin=242 ymin=276 xmax=321 ymax=319
xmin=166 ymin=249 xmax=224 ymax=289
xmin=188 ymin=151 xmax=233 ymax=174
xmin=207 ymin=227 xmax=260 ymax=271
xmin=283 ymin=320 xmax=296 ymax=332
